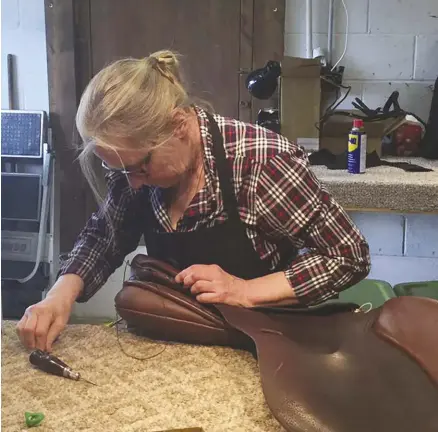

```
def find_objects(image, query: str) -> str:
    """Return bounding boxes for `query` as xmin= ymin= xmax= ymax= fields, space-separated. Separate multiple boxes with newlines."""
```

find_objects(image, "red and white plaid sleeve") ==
xmin=255 ymin=150 xmax=371 ymax=306
xmin=58 ymin=172 xmax=145 ymax=302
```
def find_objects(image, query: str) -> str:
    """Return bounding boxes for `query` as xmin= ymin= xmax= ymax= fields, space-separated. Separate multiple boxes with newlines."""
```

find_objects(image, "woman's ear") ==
xmin=171 ymin=109 xmax=190 ymax=140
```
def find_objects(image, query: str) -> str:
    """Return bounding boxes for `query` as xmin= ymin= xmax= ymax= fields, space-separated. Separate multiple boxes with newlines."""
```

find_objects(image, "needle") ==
xmin=80 ymin=375 xmax=98 ymax=386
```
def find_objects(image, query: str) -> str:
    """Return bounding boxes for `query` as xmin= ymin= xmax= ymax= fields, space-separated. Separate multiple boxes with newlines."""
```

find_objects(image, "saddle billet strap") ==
xmin=253 ymin=301 xmax=359 ymax=316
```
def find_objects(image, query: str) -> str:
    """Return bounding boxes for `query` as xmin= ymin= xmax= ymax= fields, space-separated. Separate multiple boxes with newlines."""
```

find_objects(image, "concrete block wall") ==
xmin=284 ymin=0 xmax=438 ymax=304
xmin=285 ymin=0 xmax=438 ymax=122
xmin=349 ymin=212 xmax=438 ymax=285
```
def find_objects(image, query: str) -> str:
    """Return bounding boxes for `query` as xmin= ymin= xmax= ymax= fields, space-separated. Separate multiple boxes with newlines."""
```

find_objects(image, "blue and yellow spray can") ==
xmin=348 ymin=119 xmax=367 ymax=174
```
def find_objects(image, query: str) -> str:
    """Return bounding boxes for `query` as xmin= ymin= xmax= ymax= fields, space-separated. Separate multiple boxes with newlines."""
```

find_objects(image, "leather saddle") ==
xmin=115 ymin=254 xmax=438 ymax=432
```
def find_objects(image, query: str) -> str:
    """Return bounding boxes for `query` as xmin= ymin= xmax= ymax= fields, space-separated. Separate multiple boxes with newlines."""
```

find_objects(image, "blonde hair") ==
xmin=75 ymin=49 xmax=197 ymax=204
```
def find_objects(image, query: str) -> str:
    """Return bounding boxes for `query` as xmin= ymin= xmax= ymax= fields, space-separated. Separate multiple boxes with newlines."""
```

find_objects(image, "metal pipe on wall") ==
xmin=306 ymin=0 xmax=313 ymax=58
xmin=7 ymin=54 xmax=17 ymax=110
xmin=328 ymin=0 xmax=335 ymax=65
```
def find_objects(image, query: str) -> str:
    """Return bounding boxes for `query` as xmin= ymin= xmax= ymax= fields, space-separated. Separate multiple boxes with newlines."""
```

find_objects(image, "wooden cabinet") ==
xmin=45 ymin=0 xmax=285 ymax=252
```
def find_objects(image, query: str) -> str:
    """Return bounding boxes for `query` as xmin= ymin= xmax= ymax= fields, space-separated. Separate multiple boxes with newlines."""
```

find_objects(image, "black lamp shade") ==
xmin=245 ymin=61 xmax=281 ymax=100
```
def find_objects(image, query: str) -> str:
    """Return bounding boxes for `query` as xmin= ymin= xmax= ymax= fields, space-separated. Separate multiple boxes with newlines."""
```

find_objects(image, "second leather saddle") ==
xmin=115 ymin=254 xmax=438 ymax=432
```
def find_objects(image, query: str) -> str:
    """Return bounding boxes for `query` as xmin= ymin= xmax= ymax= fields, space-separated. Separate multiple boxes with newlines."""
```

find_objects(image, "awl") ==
xmin=29 ymin=349 xmax=97 ymax=385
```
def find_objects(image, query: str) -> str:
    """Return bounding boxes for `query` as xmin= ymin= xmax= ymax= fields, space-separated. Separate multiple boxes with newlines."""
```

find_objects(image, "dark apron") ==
xmin=144 ymin=113 xmax=296 ymax=280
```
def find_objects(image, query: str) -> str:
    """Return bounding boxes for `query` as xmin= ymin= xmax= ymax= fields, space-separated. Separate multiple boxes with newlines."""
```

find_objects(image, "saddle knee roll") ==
xmin=115 ymin=279 xmax=251 ymax=349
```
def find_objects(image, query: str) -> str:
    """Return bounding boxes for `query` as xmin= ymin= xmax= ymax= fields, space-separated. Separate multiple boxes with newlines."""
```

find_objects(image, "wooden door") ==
xmin=89 ymin=0 xmax=242 ymax=118
xmin=45 ymin=0 xmax=284 ymax=253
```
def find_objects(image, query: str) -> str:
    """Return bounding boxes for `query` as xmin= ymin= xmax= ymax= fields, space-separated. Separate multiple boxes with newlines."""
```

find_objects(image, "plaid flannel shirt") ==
xmin=59 ymin=107 xmax=371 ymax=305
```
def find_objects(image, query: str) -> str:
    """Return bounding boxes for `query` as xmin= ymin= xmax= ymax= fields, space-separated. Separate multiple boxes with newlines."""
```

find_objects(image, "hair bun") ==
xmin=156 ymin=51 xmax=178 ymax=65
xmin=148 ymin=50 xmax=181 ymax=83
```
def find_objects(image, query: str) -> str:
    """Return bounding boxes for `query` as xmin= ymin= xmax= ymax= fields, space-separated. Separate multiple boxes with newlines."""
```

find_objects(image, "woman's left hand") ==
xmin=175 ymin=264 xmax=252 ymax=307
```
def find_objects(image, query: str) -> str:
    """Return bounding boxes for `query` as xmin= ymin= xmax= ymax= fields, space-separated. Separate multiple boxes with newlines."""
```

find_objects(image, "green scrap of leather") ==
xmin=25 ymin=412 xmax=45 ymax=427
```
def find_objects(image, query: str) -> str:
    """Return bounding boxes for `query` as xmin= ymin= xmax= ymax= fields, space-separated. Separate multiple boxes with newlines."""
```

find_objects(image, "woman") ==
xmin=17 ymin=50 xmax=370 ymax=352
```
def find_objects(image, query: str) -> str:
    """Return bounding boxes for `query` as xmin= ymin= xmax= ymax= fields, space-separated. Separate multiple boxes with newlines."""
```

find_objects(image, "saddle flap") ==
xmin=116 ymin=280 xmax=227 ymax=329
xmin=374 ymin=296 xmax=438 ymax=387
xmin=115 ymin=257 xmax=252 ymax=349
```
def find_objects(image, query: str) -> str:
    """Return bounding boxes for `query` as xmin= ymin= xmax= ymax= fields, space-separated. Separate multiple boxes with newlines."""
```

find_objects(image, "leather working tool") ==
xmin=29 ymin=349 xmax=97 ymax=385
xmin=115 ymin=254 xmax=438 ymax=432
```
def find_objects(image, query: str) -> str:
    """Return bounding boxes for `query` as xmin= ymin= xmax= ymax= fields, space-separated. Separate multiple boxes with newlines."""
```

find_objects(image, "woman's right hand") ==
xmin=16 ymin=274 xmax=84 ymax=352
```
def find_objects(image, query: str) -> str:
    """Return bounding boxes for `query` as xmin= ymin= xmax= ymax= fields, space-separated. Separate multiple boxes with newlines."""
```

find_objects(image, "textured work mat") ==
xmin=1 ymin=321 xmax=283 ymax=432
xmin=310 ymin=157 xmax=438 ymax=213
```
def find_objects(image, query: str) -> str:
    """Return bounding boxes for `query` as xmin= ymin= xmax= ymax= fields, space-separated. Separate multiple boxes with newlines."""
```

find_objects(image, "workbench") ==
xmin=1 ymin=321 xmax=282 ymax=432
xmin=310 ymin=158 xmax=438 ymax=213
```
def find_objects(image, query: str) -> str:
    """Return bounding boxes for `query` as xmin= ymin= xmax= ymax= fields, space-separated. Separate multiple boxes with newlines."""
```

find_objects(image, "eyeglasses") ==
xmin=101 ymin=152 xmax=153 ymax=175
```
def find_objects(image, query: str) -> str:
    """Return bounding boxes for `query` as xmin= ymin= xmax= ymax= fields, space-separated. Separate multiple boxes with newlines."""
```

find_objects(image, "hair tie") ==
xmin=149 ymin=56 xmax=174 ymax=84
xmin=148 ymin=56 xmax=159 ymax=67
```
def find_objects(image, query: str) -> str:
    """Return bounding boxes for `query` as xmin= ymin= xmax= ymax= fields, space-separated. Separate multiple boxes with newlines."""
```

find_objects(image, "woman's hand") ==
xmin=16 ymin=274 xmax=84 ymax=352
xmin=175 ymin=264 xmax=252 ymax=307
xmin=176 ymin=266 xmax=299 ymax=308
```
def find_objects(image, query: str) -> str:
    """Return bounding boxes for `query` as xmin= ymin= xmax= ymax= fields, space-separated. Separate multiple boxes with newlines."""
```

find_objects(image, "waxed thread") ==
xmin=114 ymin=259 xmax=167 ymax=361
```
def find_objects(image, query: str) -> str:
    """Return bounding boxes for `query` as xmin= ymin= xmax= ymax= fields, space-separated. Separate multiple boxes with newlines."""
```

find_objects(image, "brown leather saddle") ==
xmin=115 ymin=254 xmax=438 ymax=432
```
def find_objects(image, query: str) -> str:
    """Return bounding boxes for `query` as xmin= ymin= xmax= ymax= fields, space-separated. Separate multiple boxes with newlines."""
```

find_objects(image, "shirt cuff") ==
xmin=57 ymin=255 xmax=111 ymax=303
xmin=283 ymin=266 xmax=339 ymax=306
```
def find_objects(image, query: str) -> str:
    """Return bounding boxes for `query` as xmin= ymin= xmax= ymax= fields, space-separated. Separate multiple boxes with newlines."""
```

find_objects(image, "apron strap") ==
xmin=205 ymin=112 xmax=241 ymax=223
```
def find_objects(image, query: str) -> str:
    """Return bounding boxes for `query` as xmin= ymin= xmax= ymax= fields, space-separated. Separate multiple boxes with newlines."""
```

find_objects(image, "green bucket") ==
xmin=393 ymin=281 xmax=438 ymax=300
xmin=326 ymin=279 xmax=395 ymax=310
xmin=338 ymin=279 xmax=395 ymax=309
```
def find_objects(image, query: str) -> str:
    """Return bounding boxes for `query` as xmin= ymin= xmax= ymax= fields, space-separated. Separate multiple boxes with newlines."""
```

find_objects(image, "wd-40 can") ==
xmin=348 ymin=119 xmax=367 ymax=174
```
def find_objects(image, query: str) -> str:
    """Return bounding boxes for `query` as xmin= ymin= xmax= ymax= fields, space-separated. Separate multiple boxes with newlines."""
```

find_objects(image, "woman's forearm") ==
xmin=245 ymin=272 xmax=299 ymax=307
xmin=46 ymin=274 xmax=85 ymax=303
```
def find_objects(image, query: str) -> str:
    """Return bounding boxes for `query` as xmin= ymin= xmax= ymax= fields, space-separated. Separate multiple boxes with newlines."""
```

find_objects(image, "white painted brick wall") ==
xmin=285 ymin=1 xmax=438 ymax=288
xmin=349 ymin=212 xmax=438 ymax=286
xmin=369 ymin=0 xmax=438 ymax=35
xmin=415 ymin=36 xmax=438 ymax=80
xmin=349 ymin=213 xmax=405 ymax=256
xmin=285 ymin=0 xmax=438 ymax=121
xmin=368 ymin=255 xmax=438 ymax=285
xmin=405 ymin=215 xmax=438 ymax=258
xmin=333 ymin=34 xmax=415 ymax=80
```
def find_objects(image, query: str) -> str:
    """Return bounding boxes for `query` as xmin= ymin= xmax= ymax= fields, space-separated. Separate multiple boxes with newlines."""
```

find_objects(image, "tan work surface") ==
xmin=1 ymin=321 xmax=281 ymax=432
xmin=157 ymin=429 xmax=204 ymax=431
xmin=311 ymin=157 xmax=438 ymax=213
